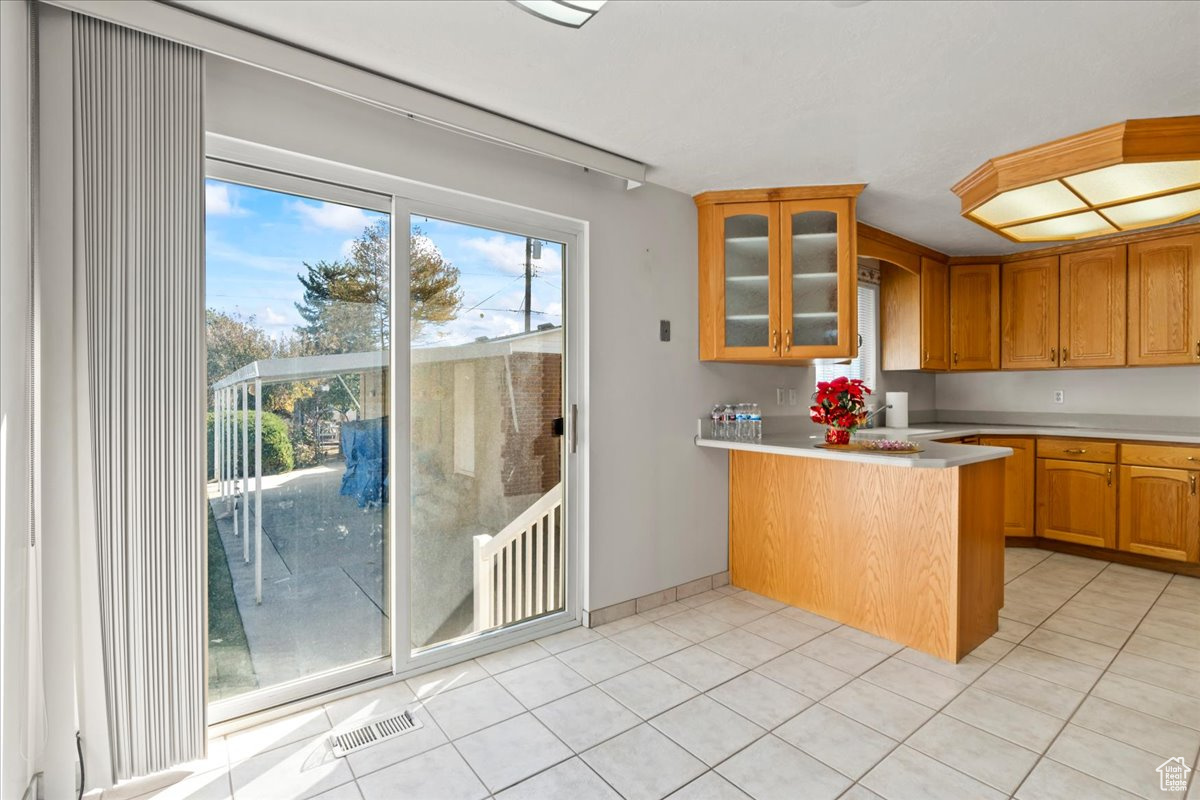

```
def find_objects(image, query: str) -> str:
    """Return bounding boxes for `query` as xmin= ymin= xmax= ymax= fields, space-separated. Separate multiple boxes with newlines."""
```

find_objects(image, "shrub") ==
xmin=206 ymin=410 xmax=294 ymax=478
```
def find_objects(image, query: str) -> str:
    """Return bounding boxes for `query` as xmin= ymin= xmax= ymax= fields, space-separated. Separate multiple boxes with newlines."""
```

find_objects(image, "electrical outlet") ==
xmin=788 ymin=388 xmax=799 ymax=406
xmin=776 ymin=387 xmax=786 ymax=406
xmin=1053 ymin=390 xmax=1064 ymax=404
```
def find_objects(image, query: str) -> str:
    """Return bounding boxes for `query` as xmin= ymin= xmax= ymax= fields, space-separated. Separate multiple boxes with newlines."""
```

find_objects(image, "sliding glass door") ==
xmin=407 ymin=216 xmax=567 ymax=652
xmin=205 ymin=169 xmax=394 ymax=717
xmin=203 ymin=150 xmax=580 ymax=721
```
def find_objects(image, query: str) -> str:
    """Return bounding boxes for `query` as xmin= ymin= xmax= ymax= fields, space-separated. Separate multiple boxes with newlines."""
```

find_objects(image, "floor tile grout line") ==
xmin=1009 ymin=557 xmax=1181 ymax=800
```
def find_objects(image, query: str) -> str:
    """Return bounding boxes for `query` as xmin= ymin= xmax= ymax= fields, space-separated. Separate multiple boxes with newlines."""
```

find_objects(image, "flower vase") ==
xmin=824 ymin=426 xmax=851 ymax=445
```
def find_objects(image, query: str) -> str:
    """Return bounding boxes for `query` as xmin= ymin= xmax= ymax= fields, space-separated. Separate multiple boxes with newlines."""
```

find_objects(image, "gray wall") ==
xmin=935 ymin=367 xmax=1200 ymax=419
xmin=0 ymin=4 xmax=34 ymax=798
xmin=205 ymin=57 xmax=816 ymax=610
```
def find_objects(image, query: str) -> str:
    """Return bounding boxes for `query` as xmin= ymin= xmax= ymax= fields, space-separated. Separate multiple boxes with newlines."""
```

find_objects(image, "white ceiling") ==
xmin=179 ymin=0 xmax=1200 ymax=255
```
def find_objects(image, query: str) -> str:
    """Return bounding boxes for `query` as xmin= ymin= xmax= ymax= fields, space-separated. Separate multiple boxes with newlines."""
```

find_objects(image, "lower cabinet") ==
xmin=1119 ymin=466 xmax=1200 ymax=562
xmin=1036 ymin=458 xmax=1117 ymax=549
xmin=981 ymin=437 xmax=1034 ymax=538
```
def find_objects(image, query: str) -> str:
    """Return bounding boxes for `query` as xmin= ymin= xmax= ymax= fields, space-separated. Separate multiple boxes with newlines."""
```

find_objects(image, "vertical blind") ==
xmin=73 ymin=14 xmax=206 ymax=779
xmin=815 ymin=283 xmax=879 ymax=392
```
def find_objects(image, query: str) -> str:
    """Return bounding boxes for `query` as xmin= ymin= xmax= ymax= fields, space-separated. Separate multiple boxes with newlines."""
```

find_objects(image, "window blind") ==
xmin=815 ymin=283 xmax=879 ymax=393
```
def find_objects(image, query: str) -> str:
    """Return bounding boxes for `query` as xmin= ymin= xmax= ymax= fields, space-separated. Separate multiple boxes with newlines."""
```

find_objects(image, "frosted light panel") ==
xmin=1002 ymin=210 xmax=1116 ymax=242
xmin=1063 ymin=161 xmax=1200 ymax=205
xmin=969 ymin=181 xmax=1087 ymax=226
xmin=1102 ymin=188 xmax=1200 ymax=230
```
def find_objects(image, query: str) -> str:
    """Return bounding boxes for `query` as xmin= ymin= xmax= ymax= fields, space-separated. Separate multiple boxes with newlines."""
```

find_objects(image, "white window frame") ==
xmin=814 ymin=282 xmax=880 ymax=393
xmin=204 ymin=136 xmax=587 ymax=727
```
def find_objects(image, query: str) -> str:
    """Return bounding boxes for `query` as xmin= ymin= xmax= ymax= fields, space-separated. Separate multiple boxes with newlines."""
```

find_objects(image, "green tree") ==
xmin=295 ymin=220 xmax=462 ymax=354
xmin=205 ymin=310 xmax=273 ymax=409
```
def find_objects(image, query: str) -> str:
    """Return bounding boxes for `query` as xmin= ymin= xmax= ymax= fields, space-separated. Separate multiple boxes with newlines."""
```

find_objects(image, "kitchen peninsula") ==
xmin=697 ymin=429 xmax=1012 ymax=663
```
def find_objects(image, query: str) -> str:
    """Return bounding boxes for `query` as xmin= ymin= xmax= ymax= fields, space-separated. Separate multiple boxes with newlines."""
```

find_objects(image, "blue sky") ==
xmin=205 ymin=179 xmax=563 ymax=347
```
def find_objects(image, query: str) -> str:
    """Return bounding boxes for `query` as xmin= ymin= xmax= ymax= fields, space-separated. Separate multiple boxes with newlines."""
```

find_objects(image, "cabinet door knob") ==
xmin=953 ymin=351 xmax=958 ymax=366
xmin=1195 ymin=340 xmax=1200 ymax=358
xmin=772 ymin=329 xmax=779 ymax=352
xmin=785 ymin=329 xmax=792 ymax=352
xmin=1065 ymin=448 xmax=1086 ymax=454
xmin=1192 ymin=474 xmax=1197 ymax=496
xmin=1062 ymin=349 xmax=1069 ymax=361
xmin=1106 ymin=467 xmax=1113 ymax=486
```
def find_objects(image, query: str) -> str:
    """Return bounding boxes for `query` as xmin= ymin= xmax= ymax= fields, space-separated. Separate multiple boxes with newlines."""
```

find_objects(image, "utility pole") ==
xmin=523 ymin=236 xmax=533 ymax=333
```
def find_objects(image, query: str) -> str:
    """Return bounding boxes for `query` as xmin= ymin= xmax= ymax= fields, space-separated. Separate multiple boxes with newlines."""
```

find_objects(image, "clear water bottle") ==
xmin=722 ymin=404 xmax=737 ymax=440
xmin=749 ymin=403 xmax=762 ymax=442
xmin=736 ymin=403 xmax=750 ymax=441
xmin=710 ymin=404 xmax=724 ymax=439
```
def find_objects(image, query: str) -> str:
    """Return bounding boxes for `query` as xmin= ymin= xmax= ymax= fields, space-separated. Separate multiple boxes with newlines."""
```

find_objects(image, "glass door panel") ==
xmin=205 ymin=176 xmax=392 ymax=707
xmin=787 ymin=209 xmax=840 ymax=347
xmin=723 ymin=209 xmax=774 ymax=350
xmin=409 ymin=216 xmax=566 ymax=651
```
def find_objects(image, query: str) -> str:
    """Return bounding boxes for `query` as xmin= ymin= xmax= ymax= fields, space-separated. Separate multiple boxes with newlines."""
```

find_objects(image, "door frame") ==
xmin=204 ymin=135 xmax=588 ymax=724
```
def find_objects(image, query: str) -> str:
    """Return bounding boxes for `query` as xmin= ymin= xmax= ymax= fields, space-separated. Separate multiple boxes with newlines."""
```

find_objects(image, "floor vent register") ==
xmin=330 ymin=710 xmax=423 ymax=757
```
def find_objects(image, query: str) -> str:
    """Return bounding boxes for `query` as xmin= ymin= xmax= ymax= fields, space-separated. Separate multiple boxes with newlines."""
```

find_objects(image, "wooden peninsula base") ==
xmin=729 ymin=450 xmax=1005 ymax=662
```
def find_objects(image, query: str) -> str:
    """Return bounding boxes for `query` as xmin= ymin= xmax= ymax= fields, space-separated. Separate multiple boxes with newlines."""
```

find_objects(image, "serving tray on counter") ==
xmin=815 ymin=442 xmax=924 ymax=454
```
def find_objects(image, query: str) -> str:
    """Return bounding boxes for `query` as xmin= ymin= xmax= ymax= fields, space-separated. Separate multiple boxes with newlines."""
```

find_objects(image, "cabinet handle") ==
xmin=1064 ymin=448 xmax=1087 ymax=454
xmin=772 ymin=329 xmax=779 ymax=352
xmin=1051 ymin=348 xmax=1058 ymax=364
xmin=785 ymin=329 xmax=792 ymax=352
xmin=953 ymin=351 xmax=959 ymax=366
xmin=1192 ymin=474 xmax=1197 ymax=496
xmin=1188 ymin=456 xmax=1198 ymax=462
xmin=1195 ymin=340 xmax=1200 ymax=358
xmin=1062 ymin=349 xmax=1069 ymax=361
xmin=1106 ymin=467 xmax=1112 ymax=486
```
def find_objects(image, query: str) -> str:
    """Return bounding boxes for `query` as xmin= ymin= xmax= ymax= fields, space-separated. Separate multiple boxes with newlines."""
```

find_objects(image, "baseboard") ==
xmin=585 ymin=570 xmax=731 ymax=628
xmin=1008 ymin=535 xmax=1200 ymax=578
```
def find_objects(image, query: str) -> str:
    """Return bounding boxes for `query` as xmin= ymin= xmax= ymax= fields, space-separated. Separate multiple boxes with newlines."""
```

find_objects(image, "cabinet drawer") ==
xmin=1037 ymin=438 xmax=1116 ymax=463
xmin=1121 ymin=443 xmax=1200 ymax=469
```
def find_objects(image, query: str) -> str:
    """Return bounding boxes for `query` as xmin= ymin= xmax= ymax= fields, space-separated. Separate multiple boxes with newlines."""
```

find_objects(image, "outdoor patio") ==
xmin=207 ymin=462 xmax=388 ymax=697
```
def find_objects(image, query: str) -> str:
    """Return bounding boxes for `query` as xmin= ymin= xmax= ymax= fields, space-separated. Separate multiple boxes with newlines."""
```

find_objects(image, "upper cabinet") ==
xmin=1001 ymin=256 xmax=1059 ymax=369
xmin=920 ymin=258 xmax=951 ymax=371
xmin=1059 ymin=245 xmax=1126 ymax=367
xmin=1128 ymin=232 xmax=1200 ymax=365
xmin=949 ymin=264 xmax=1000 ymax=370
xmin=696 ymin=186 xmax=863 ymax=362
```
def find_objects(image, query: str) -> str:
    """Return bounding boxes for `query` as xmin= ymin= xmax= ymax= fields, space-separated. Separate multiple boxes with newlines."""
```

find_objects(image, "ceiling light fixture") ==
xmin=952 ymin=116 xmax=1200 ymax=243
xmin=513 ymin=0 xmax=607 ymax=28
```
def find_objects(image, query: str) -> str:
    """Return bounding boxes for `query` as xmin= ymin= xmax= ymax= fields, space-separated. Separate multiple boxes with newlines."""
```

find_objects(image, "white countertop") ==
xmin=695 ymin=430 xmax=1013 ymax=469
xmin=694 ymin=420 xmax=1200 ymax=469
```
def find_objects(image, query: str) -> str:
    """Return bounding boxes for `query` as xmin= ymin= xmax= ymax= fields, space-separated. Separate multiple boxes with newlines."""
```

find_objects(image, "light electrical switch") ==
xmin=776 ymin=387 xmax=786 ymax=406
xmin=788 ymin=388 xmax=799 ymax=406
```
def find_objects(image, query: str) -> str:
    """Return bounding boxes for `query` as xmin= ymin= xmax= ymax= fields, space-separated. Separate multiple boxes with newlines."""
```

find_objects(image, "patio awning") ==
xmin=211 ymin=350 xmax=389 ymax=390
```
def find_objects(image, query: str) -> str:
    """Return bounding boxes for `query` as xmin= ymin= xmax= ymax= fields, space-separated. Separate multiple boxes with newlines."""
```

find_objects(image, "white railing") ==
xmin=473 ymin=482 xmax=563 ymax=632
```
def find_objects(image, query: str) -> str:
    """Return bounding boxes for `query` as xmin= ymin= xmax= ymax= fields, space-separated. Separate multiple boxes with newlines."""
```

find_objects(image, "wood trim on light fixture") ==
xmin=952 ymin=116 xmax=1200 ymax=243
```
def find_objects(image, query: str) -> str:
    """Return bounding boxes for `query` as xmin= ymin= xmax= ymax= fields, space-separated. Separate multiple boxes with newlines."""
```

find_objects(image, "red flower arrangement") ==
xmin=810 ymin=376 xmax=871 ymax=444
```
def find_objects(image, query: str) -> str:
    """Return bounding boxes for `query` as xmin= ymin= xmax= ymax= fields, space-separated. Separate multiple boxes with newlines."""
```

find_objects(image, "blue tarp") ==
xmin=340 ymin=417 xmax=389 ymax=508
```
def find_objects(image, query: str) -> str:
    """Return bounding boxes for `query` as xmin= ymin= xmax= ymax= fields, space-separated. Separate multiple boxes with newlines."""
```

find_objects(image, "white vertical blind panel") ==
xmin=73 ymin=14 xmax=205 ymax=779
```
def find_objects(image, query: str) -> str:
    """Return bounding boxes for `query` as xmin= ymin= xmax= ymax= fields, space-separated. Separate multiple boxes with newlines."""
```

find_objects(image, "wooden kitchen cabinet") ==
xmin=1119 ymin=465 xmax=1200 ymax=562
xmin=1001 ymin=256 xmax=1059 ymax=369
xmin=920 ymin=258 xmax=951 ymax=370
xmin=949 ymin=264 xmax=1000 ymax=370
xmin=1036 ymin=458 xmax=1117 ymax=549
xmin=981 ymin=436 xmax=1035 ymax=538
xmin=696 ymin=186 xmax=863 ymax=362
xmin=1128 ymin=232 xmax=1200 ymax=365
xmin=1059 ymin=245 xmax=1126 ymax=367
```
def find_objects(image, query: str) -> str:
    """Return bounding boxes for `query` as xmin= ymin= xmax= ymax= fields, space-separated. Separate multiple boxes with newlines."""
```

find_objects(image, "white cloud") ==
xmin=262 ymin=306 xmax=291 ymax=326
xmin=206 ymin=184 xmax=248 ymax=217
xmin=290 ymin=199 xmax=375 ymax=233
xmin=206 ymin=235 xmax=301 ymax=275
xmin=462 ymin=235 xmax=562 ymax=277
xmin=340 ymin=238 xmax=356 ymax=258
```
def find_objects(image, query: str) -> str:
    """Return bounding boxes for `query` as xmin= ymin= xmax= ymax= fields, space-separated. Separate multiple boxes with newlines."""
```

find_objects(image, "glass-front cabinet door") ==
xmin=711 ymin=202 xmax=780 ymax=359
xmin=779 ymin=198 xmax=857 ymax=359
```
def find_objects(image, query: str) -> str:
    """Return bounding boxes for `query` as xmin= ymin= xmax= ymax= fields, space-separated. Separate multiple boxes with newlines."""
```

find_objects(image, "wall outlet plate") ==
xmin=1053 ymin=390 xmax=1065 ymax=404
xmin=776 ymin=387 xmax=785 ymax=406
xmin=788 ymin=388 xmax=799 ymax=406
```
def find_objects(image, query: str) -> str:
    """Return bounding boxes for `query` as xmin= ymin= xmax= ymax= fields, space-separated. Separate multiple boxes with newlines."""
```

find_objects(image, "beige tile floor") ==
xmin=147 ymin=548 xmax=1200 ymax=800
